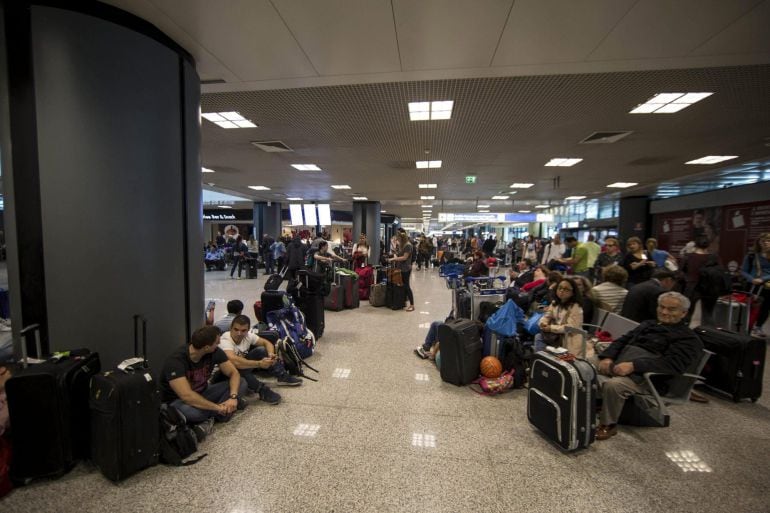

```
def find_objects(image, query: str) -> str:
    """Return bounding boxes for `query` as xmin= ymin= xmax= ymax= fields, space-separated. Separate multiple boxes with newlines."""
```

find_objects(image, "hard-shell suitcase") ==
xmin=455 ymin=288 xmax=471 ymax=319
xmin=253 ymin=300 xmax=263 ymax=322
xmin=7 ymin=325 xmax=101 ymax=484
xmin=369 ymin=283 xmax=386 ymax=307
xmin=90 ymin=315 xmax=160 ymax=481
xmin=695 ymin=325 xmax=765 ymax=402
xmin=246 ymin=258 xmax=259 ymax=279
xmin=527 ymin=350 xmax=597 ymax=451
xmin=437 ymin=319 xmax=482 ymax=386
xmin=262 ymin=290 xmax=288 ymax=318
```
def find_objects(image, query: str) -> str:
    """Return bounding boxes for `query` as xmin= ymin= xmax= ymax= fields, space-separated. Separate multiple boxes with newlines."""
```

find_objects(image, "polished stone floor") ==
xmin=2 ymin=266 xmax=770 ymax=512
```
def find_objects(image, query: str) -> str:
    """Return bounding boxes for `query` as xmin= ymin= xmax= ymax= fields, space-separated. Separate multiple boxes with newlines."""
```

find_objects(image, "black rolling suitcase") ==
xmin=90 ymin=315 xmax=160 ymax=481
xmin=527 ymin=350 xmax=597 ymax=451
xmin=437 ymin=319 xmax=482 ymax=386
xmin=385 ymin=282 xmax=406 ymax=310
xmin=695 ymin=325 xmax=765 ymax=402
xmin=262 ymin=290 xmax=288 ymax=319
xmin=298 ymin=293 xmax=325 ymax=339
xmin=264 ymin=266 xmax=287 ymax=290
xmin=7 ymin=325 xmax=101 ymax=484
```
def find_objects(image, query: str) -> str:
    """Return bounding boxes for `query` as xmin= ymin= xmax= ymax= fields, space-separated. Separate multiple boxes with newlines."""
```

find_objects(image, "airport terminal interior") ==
xmin=1 ymin=1 xmax=770 ymax=512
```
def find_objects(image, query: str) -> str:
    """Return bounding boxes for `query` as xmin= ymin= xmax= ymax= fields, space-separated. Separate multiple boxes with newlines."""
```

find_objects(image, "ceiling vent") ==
xmin=251 ymin=141 xmax=293 ymax=153
xmin=580 ymin=131 xmax=633 ymax=144
xmin=388 ymin=161 xmax=416 ymax=169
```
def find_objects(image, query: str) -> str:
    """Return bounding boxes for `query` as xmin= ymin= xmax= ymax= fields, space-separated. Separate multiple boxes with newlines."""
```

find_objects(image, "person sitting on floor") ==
xmin=595 ymin=291 xmax=703 ymax=441
xmin=205 ymin=243 xmax=225 ymax=271
xmin=216 ymin=315 xmax=300 ymax=393
xmin=159 ymin=326 xmax=249 ymax=438
xmin=214 ymin=300 xmax=244 ymax=333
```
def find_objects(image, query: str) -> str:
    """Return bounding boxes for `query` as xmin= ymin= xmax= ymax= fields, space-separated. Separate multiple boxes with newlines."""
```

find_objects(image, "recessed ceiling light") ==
xmin=409 ymin=100 xmax=453 ymax=121
xmin=286 ymin=197 xmax=303 ymax=201
xmin=510 ymin=183 xmax=534 ymax=188
xmin=629 ymin=92 xmax=713 ymax=114
xmin=202 ymin=111 xmax=258 ymax=129
xmin=607 ymin=182 xmax=639 ymax=188
xmin=381 ymin=210 xmax=387 ymax=213
xmin=565 ymin=195 xmax=586 ymax=200
xmin=330 ymin=185 xmax=351 ymax=190
xmin=202 ymin=167 xmax=215 ymax=173
xmin=416 ymin=160 xmax=442 ymax=169
xmin=248 ymin=185 xmax=271 ymax=191
xmin=418 ymin=183 xmax=438 ymax=189
xmin=535 ymin=204 xmax=550 ymax=208
xmin=492 ymin=195 xmax=509 ymax=200
xmin=685 ymin=156 xmax=738 ymax=165
xmin=291 ymin=164 xmax=321 ymax=171
xmin=420 ymin=196 xmax=435 ymax=200
xmin=217 ymin=205 xmax=232 ymax=209
xmin=545 ymin=158 xmax=582 ymax=167
xmin=478 ymin=210 xmax=490 ymax=213
xmin=477 ymin=204 xmax=490 ymax=208
xmin=353 ymin=196 xmax=368 ymax=200
xmin=518 ymin=210 xmax=531 ymax=213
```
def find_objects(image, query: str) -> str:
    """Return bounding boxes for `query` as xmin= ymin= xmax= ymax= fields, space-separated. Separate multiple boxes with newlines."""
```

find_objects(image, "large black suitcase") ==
xmin=437 ymin=319 xmax=482 ymax=386
xmin=7 ymin=325 xmax=101 ymax=484
xmin=527 ymin=350 xmax=596 ymax=451
xmin=694 ymin=325 xmax=765 ymax=402
xmin=264 ymin=266 xmax=287 ymax=291
xmin=262 ymin=290 xmax=288 ymax=319
xmin=298 ymin=293 xmax=325 ymax=339
xmin=90 ymin=315 xmax=160 ymax=481
xmin=385 ymin=282 xmax=406 ymax=310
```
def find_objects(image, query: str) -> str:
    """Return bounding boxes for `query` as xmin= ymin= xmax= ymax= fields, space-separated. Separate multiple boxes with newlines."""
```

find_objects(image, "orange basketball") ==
xmin=480 ymin=356 xmax=503 ymax=379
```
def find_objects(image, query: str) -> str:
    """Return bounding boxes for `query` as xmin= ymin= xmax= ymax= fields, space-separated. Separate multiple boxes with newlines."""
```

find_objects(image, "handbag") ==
xmin=524 ymin=311 xmax=544 ymax=335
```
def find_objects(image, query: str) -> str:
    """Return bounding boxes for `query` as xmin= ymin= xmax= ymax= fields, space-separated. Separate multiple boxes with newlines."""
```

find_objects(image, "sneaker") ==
xmin=259 ymin=386 xmax=282 ymax=405
xmin=751 ymin=326 xmax=767 ymax=338
xmin=277 ymin=374 xmax=303 ymax=386
xmin=414 ymin=346 xmax=428 ymax=359
xmin=193 ymin=418 xmax=215 ymax=443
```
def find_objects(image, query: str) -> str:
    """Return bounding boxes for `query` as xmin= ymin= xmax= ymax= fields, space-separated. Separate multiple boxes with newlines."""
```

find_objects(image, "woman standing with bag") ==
xmin=536 ymin=278 xmax=586 ymax=356
xmin=388 ymin=232 xmax=415 ymax=311
xmin=741 ymin=233 xmax=770 ymax=337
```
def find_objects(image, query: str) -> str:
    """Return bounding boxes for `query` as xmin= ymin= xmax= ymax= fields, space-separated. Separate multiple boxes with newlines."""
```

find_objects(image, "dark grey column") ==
xmin=353 ymin=201 xmax=381 ymax=264
xmin=253 ymin=202 xmax=282 ymax=240
xmin=1 ymin=2 xmax=202 ymax=369
xmin=618 ymin=196 xmax=651 ymax=241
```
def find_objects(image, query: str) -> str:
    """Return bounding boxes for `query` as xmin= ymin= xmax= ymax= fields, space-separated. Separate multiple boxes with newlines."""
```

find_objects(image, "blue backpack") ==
xmin=266 ymin=306 xmax=316 ymax=359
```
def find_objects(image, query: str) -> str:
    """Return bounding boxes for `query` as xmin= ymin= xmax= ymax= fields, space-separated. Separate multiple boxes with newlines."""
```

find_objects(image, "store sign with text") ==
xmin=438 ymin=212 xmax=553 ymax=223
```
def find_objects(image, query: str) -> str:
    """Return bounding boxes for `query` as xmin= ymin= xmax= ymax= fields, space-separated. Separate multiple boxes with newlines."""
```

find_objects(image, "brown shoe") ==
xmin=689 ymin=391 xmax=709 ymax=403
xmin=596 ymin=424 xmax=618 ymax=441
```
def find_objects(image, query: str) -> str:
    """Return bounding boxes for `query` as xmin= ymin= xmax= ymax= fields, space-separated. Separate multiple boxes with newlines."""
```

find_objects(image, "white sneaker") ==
xmin=751 ymin=326 xmax=766 ymax=338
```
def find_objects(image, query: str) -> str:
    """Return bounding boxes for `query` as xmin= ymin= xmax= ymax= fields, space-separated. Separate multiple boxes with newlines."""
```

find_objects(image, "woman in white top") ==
xmin=352 ymin=233 xmax=370 ymax=267
xmin=537 ymin=277 xmax=587 ymax=357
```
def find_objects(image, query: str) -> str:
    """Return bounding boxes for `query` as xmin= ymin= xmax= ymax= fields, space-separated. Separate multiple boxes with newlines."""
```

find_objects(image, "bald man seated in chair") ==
xmin=595 ymin=291 xmax=703 ymax=441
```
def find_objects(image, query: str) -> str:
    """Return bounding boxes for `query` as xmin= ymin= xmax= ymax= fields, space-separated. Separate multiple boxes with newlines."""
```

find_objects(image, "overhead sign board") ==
xmin=438 ymin=212 xmax=554 ymax=223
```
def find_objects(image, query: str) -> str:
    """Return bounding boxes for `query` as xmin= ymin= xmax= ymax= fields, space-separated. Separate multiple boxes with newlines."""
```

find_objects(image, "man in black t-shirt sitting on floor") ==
xmin=160 ymin=326 xmax=248 ymax=431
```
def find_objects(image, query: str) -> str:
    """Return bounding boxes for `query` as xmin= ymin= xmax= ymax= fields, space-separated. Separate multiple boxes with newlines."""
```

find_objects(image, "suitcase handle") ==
xmin=133 ymin=314 xmax=148 ymax=363
xmin=19 ymin=323 xmax=43 ymax=366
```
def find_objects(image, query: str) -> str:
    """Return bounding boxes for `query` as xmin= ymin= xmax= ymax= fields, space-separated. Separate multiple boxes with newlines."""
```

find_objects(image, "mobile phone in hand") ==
xmin=206 ymin=300 xmax=216 ymax=312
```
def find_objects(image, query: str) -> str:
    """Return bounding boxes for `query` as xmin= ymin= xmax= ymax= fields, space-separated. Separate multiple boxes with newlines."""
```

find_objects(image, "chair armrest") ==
xmin=642 ymin=372 xmax=672 ymax=410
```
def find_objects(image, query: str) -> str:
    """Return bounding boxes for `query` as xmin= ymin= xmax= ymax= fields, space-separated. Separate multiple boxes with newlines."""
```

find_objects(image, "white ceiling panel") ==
xmin=492 ymin=0 xmax=637 ymax=66
xmin=691 ymin=0 xmax=770 ymax=56
xmin=589 ymin=0 xmax=763 ymax=61
xmin=149 ymin=0 xmax=317 ymax=81
xmin=272 ymin=0 xmax=400 ymax=76
xmin=394 ymin=0 xmax=512 ymax=71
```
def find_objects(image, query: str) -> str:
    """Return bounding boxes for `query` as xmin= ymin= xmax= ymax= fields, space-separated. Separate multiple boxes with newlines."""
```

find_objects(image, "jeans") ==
xmin=170 ymin=379 xmax=248 ymax=424
xmin=230 ymin=256 xmax=243 ymax=277
xmin=211 ymin=346 xmax=286 ymax=392
xmin=533 ymin=333 xmax=547 ymax=353
xmin=264 ymin=253 xmax=274 ymax=274
xmin=421 ymin=321 xmax=443 ymax=351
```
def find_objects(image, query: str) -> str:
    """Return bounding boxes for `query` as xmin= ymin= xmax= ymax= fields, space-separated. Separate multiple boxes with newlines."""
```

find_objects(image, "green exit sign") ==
xmin=465 ymin=176 xmax=477 ymax=184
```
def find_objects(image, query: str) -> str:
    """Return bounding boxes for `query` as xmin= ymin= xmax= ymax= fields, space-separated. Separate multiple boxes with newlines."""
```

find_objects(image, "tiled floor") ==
xmin=3 ymin=267 xmax=770 ymax=512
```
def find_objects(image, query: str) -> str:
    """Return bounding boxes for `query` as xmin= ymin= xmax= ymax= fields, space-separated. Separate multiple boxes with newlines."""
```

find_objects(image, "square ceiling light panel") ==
xmin=408 ymin=101 xmax=454 ymax=121
xmin=202 ymin=167 xmax=215 ymax=173
xmin=607 ymin=182 xmax=638 ymax=188
xmin=685 ymin=156 xmax=739 ymax=165
xmin=545 ymin=158 xmax=583 ymax=167
xmin=565 ymin=196 xmax=586 ymax=200
xmin=353 ymin=196 xmax=368 ymax=200
xmin=419 ymin=184 xmax=438 ymax=188
xmin=331 ymin=185 xmax=351 ymax=189
xmin=291 ymin=164 xmax=321 ymax=171
xmin=421 ymin=196 xmax=435 ymax=200
xmin=416 ymin=160 xmax=442 ymax=168
xmin=248 ymin=185 xmax=271 ymax=190
xmin=286 ymin=197 xmax=303 ymax=201
xmin=201 ymin=111 xmax=257 ymax=128
xmin=629 ymin=92 xmax=713 ymax=114
xmin=492 ymin=195 xmax=509 ymax=200
xmin=510 ymin=183 xmax=534 ymax=188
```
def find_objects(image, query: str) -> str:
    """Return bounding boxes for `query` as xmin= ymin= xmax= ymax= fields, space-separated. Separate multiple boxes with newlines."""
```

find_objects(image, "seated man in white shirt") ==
xmin=215 ymin=315 xmax=302 ymax=402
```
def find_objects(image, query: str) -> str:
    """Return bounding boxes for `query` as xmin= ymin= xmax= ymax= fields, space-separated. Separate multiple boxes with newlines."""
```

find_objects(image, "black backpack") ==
xmin=697 ymin=256 xmax=732 ymax=297
xmin=275 ymin=337 xmax=319 ymax=382
xmin=158 ymin=404 xmax=207 ymax=466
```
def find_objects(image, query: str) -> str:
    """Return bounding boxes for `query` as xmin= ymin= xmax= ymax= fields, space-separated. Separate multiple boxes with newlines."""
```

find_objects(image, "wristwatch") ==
xmin=229 ymin=393 xmax=238 ymax=400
